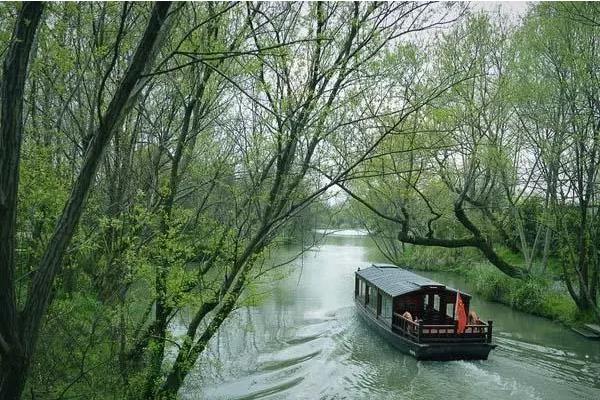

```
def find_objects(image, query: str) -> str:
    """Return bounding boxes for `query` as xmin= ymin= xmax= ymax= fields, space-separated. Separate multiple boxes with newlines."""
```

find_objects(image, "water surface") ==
xmin=179 ymin=234 xmax=600 ymax=400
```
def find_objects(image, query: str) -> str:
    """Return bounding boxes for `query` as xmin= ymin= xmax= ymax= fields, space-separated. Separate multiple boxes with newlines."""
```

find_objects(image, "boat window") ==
xmin=366 ymin=286 xmax=377 ymax=310
xmin=434 ymin=294 xmax=440 ymax=311
xmin=381 ymin=294 xmax=392 ymax=320
xmin=424 ymin=294 xmax=429 ymax=307
xmin=446 ymin=303 xmax=454 ymax=317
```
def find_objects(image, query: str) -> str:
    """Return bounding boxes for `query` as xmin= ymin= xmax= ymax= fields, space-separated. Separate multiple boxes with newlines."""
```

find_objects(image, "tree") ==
xmin=0 ymin=3 xmax=173 ymax=398
xmin=120 ymin=3 xmax=465 ymax=398
xmin=512 ymin=3 xmax=600 ymax=317
xmin=347 ymin=6 xmax=600 ymax=321
xmin=1 ymin=3 xmax=47 ymax=397
xmin=343 ymin=13 xmax=528 ymax=280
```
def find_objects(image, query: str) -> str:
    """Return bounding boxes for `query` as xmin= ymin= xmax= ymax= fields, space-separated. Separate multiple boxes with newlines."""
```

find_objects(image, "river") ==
xmin=179 ymin=232 xmax=600 ymax=400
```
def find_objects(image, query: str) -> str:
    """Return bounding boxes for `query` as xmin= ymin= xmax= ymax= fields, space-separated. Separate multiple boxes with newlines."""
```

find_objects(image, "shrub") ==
xmin=403 ymin=247 xmax=580 ymax=325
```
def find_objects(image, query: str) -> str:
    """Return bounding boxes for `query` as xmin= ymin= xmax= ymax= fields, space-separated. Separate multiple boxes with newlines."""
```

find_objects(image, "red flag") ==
xmin=455 ymin=290 xmax=467 ymax=334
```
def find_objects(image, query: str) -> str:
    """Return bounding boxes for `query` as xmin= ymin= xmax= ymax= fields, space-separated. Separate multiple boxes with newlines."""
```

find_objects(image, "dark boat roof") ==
xmin=356 ymin=263 xmax=470 ymax=298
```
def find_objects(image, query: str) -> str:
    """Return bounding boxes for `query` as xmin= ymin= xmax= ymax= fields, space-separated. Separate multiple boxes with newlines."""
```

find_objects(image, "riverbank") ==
xmin=394 ymin=246 xmax=585 ymax=326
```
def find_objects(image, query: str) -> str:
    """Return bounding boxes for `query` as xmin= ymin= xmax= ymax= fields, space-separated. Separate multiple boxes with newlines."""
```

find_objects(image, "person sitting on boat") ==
xmin=468 ymin=310 xmax=478 ymax=324
xmin=402 ymin=311 xmax=420 ymax=333
xmin=469 ymin=310 xmax=483 ymax=324
xmin=468 ymin=310 xmax=483 ymax=332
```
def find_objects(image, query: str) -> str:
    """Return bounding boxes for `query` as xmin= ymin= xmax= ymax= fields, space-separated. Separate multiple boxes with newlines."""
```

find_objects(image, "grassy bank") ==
xmin=395 ymin=246 xmax=584 ymax=326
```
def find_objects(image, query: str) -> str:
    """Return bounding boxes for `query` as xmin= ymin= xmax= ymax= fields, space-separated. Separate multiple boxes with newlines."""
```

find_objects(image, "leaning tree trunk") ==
xmin=0 ymin=3 xmax=172 ymax=399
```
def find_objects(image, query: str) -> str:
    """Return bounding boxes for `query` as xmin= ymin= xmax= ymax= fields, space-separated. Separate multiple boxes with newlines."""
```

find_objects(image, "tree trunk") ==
xmin=156 ymin=262 xmax=252 ymax=399
xmin=1 ymin=3 xmax=172 ymax=399
xmin=0 ymin=363 xmax=28 ymax=400
xmin=541 ymin=225 xmax=551 ymax=272
xmin=0 ymin=3 xmax=44 ymax=399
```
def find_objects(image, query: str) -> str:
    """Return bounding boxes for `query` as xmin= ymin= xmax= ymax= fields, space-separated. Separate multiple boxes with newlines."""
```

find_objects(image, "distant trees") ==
xmin=514 ymin=3 xmax=600 ymax=318
xmin=347 ymin=5 xmax=600 ymax=321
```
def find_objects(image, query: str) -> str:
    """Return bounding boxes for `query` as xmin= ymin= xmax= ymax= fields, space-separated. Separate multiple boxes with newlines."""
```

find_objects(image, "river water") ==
xmin=179 ymin=233 xmax=600 ymax=400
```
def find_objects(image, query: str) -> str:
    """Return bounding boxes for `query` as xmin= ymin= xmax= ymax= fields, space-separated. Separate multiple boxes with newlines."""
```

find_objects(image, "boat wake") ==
xmin=180 ymin=304 xmax=600 ymax=400
xmin=181 ymin=308 xmax=346 ymax=400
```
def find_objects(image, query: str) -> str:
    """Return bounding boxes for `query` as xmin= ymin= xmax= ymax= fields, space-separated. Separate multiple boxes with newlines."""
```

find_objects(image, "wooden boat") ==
xmin=354 ymin=263 xmax=496 ymax=360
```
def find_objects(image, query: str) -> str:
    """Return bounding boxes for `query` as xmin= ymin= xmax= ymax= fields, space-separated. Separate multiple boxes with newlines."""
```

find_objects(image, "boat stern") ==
xmin=414 ymin=342 xmax=496 ymax=361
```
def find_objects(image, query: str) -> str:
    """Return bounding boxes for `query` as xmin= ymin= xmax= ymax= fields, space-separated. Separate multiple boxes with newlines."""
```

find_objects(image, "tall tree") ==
xmin=0 ymin=3 xmax=173 ymax=398
xmin=0 ymin=3 xmax=46 ymax=398
xmin=514 ymin=3 xmax=600 ymax=317
xmin=343 ymin=13 xmax=528 ymax=279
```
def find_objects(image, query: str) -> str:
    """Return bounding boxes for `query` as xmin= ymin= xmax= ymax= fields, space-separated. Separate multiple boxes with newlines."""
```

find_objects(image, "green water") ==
xmin=178 ymin=233 xmax=600 ymax=400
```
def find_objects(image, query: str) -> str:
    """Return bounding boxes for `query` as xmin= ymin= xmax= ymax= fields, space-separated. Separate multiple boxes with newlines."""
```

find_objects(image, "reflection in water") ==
xmin=179 ymin=235 xmax=600 ymax=400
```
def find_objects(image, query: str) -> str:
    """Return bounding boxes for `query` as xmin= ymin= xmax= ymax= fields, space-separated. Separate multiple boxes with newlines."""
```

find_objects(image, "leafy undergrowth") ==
xmin=461 ymin=264 xmax=579 ymax=325
xmin=398 ymin=246 xmax=583 ymax=326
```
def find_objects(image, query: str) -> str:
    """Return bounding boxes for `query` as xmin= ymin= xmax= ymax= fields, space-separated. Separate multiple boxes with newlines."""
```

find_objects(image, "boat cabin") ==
xmin=355 ymin=264 xmax=493 ymax=344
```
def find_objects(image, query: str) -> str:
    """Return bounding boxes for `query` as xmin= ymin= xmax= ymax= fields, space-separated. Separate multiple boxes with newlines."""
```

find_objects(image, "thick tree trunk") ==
xmin=20 ymin=0 xmax=171 ymax=350
xmin=453 ymin=201 xmax=527 ymax=279
xmin=1 ymin=3 xmax=172 ymax=399
xmin=0 ymin=361 xmax=29 ymax=400
xmin=0 ymin=3 xmax=44 ymax=399
xmin=394 ymin=201 xmax=527 ymax=279
xmin=339 ymin=176 xmax=527 ymax=279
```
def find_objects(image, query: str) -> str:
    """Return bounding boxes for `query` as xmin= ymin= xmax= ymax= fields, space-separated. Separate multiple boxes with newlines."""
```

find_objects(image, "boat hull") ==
xmin=355 ymin=299 xmax=495 ymax=361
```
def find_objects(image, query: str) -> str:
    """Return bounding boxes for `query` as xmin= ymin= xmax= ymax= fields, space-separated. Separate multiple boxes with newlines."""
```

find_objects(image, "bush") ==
xmin=509 ymin=276 xmax=546 ymax=311
xmin=464 ymin=264 xmax=579 ymax=323
xmin=402 ymin=246 xmax=580 ymax=325
xmin=465 ymin=266 xmax=512 ymax=302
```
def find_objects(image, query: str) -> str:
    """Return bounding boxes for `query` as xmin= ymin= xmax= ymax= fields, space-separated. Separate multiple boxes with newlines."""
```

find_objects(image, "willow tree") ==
xmin=348 ymin=5 xmax=600 ymax=321
xmin=132 ymin=2 xmax=465 ymax=398
xmin=343 ymin=13 xmax=529 ymax=279
xmin=0 ymin=2 xmax=173 ymax=398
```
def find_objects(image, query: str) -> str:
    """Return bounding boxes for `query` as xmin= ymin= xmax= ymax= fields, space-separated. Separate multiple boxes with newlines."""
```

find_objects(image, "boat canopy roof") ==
xmin=356 ymin=264 xmax=470 ymax=299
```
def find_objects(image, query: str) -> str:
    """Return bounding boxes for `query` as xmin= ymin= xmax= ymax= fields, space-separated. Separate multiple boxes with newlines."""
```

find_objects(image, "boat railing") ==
xmin=392 ymin=312 xmax=421 ymax=341
xmin=392 ymin=312 xmax=493 ymax=344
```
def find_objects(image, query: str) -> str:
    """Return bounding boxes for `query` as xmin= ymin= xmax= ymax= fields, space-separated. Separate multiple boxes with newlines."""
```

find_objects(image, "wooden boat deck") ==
xmin=355 ymin=299 xmax=495 ymax=360
xmin=391 ymin=312 xmax=492 ymax=344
